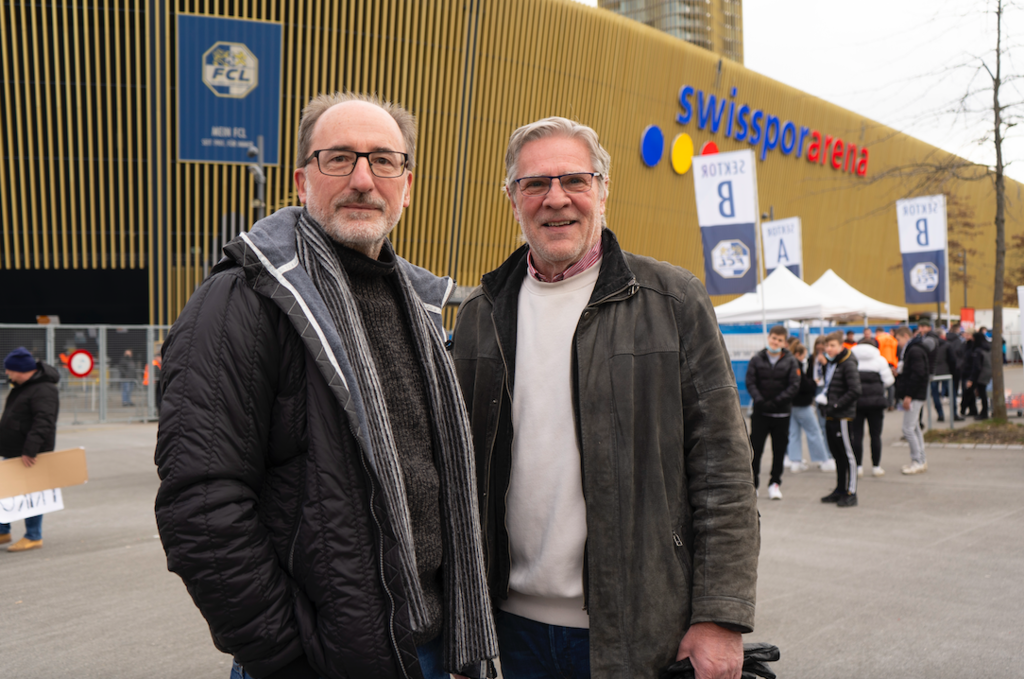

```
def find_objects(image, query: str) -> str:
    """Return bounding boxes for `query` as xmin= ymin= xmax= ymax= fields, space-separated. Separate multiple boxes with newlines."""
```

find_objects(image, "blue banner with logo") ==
xmin=895 ymin=195 xmax=947 ymax=305
xmin=177 ymin=15 xmax=282 ymax=164
xmin=692 ymin=149 xmax=760 ymax=296
xmin=700 ymin=224 xmax=758 ymax=295
xmin=900 ymin=251 xmax=946 ymax=304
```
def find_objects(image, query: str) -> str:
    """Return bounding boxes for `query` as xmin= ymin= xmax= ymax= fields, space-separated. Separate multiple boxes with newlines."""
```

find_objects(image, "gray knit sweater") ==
xmin=334 ymin=241 xmax=444 ymax=645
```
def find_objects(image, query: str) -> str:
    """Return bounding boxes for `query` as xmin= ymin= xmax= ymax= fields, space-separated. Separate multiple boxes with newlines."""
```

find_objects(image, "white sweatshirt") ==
xmin=499 ymin=260 xmax=601 ymax=629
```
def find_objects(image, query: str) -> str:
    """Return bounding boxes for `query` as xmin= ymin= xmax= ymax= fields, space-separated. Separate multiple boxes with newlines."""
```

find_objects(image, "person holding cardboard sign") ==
xmin=0 ymin=347 xmax=60 ymax=552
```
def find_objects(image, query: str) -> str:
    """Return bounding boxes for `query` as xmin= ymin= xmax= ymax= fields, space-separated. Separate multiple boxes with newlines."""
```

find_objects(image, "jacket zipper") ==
xmin=572 ymin=278 xmax=639 ymax=611
xmin=357 ymin=442 xmax=411 ymax=679
xmin=488 ymin=309 xmax=515 ymax=597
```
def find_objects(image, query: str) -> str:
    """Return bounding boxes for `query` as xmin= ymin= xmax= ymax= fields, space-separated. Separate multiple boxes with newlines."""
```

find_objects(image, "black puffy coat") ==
xmin=895 ymin=336 xmax=930 ymax=401
xmin=857 ymin=372 xmax=887 ymax=410
xmin=822 ymin=349 xmax=861 ymax=420
xmin=0 ymin=362 xmax=60 ymax=459
xmin=745 ymin=348 xmax=800 ymax=415
xmin=792 ymin=357 xmax=818 ymax=407
xmin=154 ymin=209 xmax=456 ymax=679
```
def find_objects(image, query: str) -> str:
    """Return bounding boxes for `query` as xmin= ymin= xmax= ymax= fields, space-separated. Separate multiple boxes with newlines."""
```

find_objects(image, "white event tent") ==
xmin=810 ymin=269 xmax=909 ymax=322
xmin=714 ymin=266 xmax=828 ymax=323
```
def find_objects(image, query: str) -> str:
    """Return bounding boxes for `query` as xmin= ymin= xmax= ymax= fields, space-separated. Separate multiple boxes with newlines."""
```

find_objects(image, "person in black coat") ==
xmin=816 ymin=332 xmax=861 ymax=506
xmin=745 ymin=325 xmax=800 ymax=499
xmin=945 ymin=323 xmax=967 ymax=420
xmin=0 ymin=347 xmax=60 ymax=552
xmin=966 ymin=332 xmax=993 ymax=419
xmin=895 ymin=326 xmax=930 ymax=474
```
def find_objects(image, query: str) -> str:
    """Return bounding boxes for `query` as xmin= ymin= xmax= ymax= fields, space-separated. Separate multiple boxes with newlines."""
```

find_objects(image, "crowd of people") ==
xmin=746 ymin=321 xmax=998 ymax=509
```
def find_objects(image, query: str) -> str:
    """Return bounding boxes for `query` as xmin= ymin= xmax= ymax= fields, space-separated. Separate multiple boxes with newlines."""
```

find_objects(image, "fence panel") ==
xmin=0 ymin=324 xmax=170 ymax=425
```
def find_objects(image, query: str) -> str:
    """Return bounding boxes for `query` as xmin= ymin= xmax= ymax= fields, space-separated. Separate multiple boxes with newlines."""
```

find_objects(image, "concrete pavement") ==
xmin=0 ymin=370 xmax=1021 ymax=678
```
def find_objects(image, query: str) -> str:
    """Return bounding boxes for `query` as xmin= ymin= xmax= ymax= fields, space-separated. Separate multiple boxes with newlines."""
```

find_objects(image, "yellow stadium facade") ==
xmin=1 ymin=0 xmax=1020 ymax=326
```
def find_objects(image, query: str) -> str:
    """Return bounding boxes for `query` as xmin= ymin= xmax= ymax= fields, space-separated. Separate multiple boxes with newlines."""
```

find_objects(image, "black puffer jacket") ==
xmin=895 ymin=335 xmax=930 ymax=401
xmin=745 ymin=348 xmax=800 ymax=415
xmin=822 ymin=348 xmax=861 ymax=420
xmin=154 ymin=208 xmax=457 ymax=679
xmin=792 ymin=357 xmax=818 ymax=407
xmin=0 ymin=362 xmax=60 ymax=458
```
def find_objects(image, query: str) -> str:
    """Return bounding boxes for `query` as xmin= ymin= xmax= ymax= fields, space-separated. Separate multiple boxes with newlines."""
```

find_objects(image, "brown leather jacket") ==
xmin=451 ymin=229 xmax=759 ymax=678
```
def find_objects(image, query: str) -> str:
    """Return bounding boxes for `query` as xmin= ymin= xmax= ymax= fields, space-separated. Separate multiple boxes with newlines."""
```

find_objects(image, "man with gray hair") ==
xmin=451 ymin=117 xmax=759 ymax=679
xmin=156 ymin=92 xmax=497 ymax=679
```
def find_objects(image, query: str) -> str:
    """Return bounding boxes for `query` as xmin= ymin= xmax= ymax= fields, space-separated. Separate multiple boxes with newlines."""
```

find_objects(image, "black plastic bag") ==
xmin=659 ymin=642 xmax=780 ymax=679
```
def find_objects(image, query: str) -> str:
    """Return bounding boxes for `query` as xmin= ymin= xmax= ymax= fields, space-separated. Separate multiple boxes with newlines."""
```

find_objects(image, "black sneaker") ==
xmin=821 ymin=490 xmax=843 ymax=503
xmin=837 ymin=493 xmax=858 ymax=507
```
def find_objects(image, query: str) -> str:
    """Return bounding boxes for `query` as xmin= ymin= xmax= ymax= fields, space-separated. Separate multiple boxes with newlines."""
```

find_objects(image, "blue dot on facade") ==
xmin=641 ymin=125 xmax=664 ymax=167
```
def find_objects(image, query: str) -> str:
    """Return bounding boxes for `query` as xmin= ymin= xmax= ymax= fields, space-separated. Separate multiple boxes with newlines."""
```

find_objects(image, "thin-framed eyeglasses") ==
xmin=305 ymin=149 xmax=409 ymax=178
xmin=513 ymin=172 xmax=602 ymax=197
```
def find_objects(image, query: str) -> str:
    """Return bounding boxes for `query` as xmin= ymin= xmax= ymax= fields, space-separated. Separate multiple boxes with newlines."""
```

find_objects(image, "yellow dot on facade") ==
xmin=671 ymin=133 xmax=693 ymax=175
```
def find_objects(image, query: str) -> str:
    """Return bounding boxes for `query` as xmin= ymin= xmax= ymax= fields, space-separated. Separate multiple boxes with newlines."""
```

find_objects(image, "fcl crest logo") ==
xmin=202 ymin=42 xmax=258 ymax=98
xmin=711 ymin=239 xmax=751 ymax=279
xmin=909 ymin=262 xmax=940 ymax=293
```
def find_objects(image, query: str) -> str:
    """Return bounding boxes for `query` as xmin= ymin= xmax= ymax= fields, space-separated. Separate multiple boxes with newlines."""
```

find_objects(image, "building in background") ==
xmin=599 ymin=0 xmax=744 ymax=63
xmin=0 ymin=0 xmax=1018 ymax=326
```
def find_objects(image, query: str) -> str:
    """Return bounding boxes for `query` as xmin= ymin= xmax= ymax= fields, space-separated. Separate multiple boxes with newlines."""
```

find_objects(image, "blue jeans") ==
xmin=496 ymin=609 xmax=590 ymax=679
xmin=228 ymin=636 xmax=448 ymax=679
xmin=787 ymin=405 xmax=830 ymax=464
xmin=0 ymin=514 xmax=43 ymax=541
xmin=122 ymin=379 xmax=134 ymax=405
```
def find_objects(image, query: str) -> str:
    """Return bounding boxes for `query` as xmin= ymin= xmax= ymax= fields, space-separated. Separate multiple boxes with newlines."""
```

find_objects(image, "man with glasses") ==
xmin=451 ymin=117 xmax=759 ymax=679
xmin=156 ymin=92 xmax=496 ymax=679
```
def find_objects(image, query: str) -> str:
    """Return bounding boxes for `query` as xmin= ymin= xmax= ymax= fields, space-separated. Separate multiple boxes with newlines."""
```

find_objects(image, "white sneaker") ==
xmin=783 ymin=458 xmax=794 ymax=470
xmin=873 ymin=466 xmax=885 ymax=477
xmin=789 ymin=461 xmax=808 ymax=473
xmin=901 ymin=462 xmax=927 ymax=475
xmin=819 ymin=459 xmax=836 ymax=472
xmin=857 ymin=466 xmax=864 ymax=478
xmin=768 ymin=483 xmax=783 ymax=500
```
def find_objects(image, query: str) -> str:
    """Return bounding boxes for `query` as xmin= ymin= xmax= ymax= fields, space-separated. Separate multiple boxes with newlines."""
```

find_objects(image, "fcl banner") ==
xmin=692 ymin=149 xmax=759 ymax=295
xmin=761 ymin=217 xmax=802 ymax=278
xmin=896 ymin=194 xmax=947 ymax=304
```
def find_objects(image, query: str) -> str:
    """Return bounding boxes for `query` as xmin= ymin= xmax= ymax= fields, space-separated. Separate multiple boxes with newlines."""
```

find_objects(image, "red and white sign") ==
xmin=68 ymin=350 xmax=94 ymax=378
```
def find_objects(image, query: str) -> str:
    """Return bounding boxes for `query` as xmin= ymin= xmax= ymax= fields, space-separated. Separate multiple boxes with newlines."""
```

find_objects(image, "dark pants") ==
xmin=851 ymin=407 xmax=885 ymax=468
xmin=750 ymin=413 xmax=789 ymax=488
xmin=961 ymin=376 xmax=977 ymax=415
xmin=930 ymin=380 xmax=947 ymax=419
xmin=976 ymin=384 xmax=989 ymax=417
xmin=496 ymin=610 xmax=590 ymax=679
xmin=825 ymin=418 xmax=857 ymax=495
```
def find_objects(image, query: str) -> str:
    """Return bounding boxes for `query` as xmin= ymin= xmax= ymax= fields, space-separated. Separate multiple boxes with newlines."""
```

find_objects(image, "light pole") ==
xmin=247 ymin=134 xmax=266 ymax=225
xmin=957 ymin=249 xmax=967 ymax=309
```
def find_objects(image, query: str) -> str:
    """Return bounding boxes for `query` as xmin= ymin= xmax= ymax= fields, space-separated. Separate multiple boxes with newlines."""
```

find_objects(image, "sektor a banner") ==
xmin=761 ymin=216 xmax=802 ymax=279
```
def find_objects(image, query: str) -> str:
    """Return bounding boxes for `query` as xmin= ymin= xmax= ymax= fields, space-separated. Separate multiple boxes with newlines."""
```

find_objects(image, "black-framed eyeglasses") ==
xmin=305 ymin=149 xmax=409 ymax=178
xmin=513 ymin=172 xmax=601 ymax=197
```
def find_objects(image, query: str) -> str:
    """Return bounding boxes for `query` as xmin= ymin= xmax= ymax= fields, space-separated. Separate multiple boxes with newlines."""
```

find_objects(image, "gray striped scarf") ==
xmin=295 ymin=211 xmax=497 ymax=674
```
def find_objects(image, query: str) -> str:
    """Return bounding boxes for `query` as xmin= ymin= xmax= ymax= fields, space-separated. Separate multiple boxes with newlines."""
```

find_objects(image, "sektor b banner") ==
xmin=895 ymin=195 xmax=947 ymax=304
xmin=692 ymin=149 xmax=759 ymax=295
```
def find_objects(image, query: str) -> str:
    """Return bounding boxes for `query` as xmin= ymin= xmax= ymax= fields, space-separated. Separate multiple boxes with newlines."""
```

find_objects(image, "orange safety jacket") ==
xmin=876 ymin=331 xmax=898 ymax=367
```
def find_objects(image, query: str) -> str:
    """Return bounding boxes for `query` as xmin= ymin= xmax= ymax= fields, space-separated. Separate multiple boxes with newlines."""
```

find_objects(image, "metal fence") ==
xmin=0 ymin=324 xmax=171 ymax=425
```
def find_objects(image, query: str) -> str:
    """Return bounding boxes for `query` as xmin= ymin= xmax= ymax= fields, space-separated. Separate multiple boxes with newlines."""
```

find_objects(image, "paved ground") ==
xmin=0 ymin=367 xmax=1021 ymax=678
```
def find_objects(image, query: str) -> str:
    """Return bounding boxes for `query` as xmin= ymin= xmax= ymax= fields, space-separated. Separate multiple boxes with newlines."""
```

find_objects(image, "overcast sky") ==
xmin=575 ymin=0 xmax=1024 ymax=182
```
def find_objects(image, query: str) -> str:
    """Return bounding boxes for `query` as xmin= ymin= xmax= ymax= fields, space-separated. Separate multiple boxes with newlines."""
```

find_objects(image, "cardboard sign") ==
xmin=0 ymin=448 xmax=88 ymax=498
xmin=0 ymin=489 xmax=64 ymax=523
